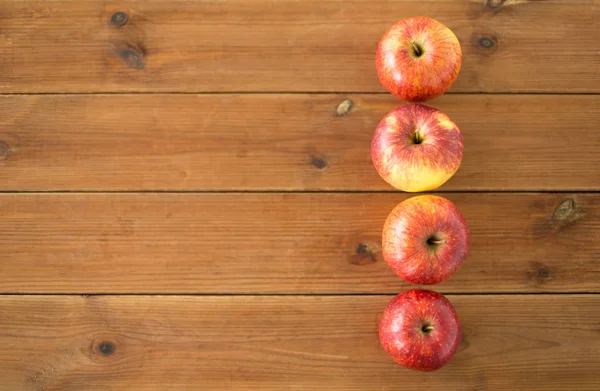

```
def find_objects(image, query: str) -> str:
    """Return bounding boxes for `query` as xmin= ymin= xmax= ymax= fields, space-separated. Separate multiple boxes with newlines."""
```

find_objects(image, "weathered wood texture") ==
xmin=2 ymin=94 xmax=598 ymax=191
xmin=1 ymin=193 xmax=597 ymax=294
xmin=0 ymin=295 xmax=598 ymax=391
xmin=0 ymin=0 xmax=598 ymax=93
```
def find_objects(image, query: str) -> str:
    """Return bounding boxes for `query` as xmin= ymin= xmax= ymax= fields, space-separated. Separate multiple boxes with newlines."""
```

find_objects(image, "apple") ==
xmin=376 ymin=16 xmax=462 ymax=102
xmin=379 ymin=289 xmax=462 ymax=371
xmin=371 ymin=103 xmax=463 ymax=193
xmin=382 ymin=195 xmax=469 ymax=285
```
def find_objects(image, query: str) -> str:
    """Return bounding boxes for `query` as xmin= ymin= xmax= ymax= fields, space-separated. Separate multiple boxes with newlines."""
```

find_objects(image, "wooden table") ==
xmin=1 ymin=1 xmax=599 ymax=390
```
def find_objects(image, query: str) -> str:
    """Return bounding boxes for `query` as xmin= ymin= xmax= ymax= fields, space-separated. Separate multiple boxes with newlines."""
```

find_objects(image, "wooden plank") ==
xmin=1 ymin=193 xmax=598 ymax=294
xmin=0 ymin=1 xmax=598 ymax=93
xmin=0 ymin=294 xmax=598 ymax=390
xmin=1 ymin=94 xmax=599 ymax=191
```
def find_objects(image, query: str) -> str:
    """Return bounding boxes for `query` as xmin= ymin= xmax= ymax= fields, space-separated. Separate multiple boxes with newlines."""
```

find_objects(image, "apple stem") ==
xmin=429 ymin=240 xmax=445 ymax=245
xmin=411 ymin=130 xmax=424 ymax=145
xmin=411 ymin=42 xmax=423 ymax=57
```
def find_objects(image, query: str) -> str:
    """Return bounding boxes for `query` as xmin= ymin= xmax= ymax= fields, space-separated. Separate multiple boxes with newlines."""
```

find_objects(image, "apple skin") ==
xmin=379 ymin=289 xmax=462 ymax=371
xmin=371 ymin=103 xmax=463 ymax=193
xmin=376 ymin=16 xmax=462 ymax=102
xmin=382 ymin=195 xmax=470 ymax=285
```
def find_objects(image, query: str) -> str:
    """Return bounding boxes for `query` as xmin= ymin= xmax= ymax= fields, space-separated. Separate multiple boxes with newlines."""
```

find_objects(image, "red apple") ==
xmin=371 ymin=103 xmax=463 ymax=192
xmin=376 ymin=16 xmax=462 ymax=102
xmin=382 ymin=195 xmax=469 ymax=284
xmin=379 ymin=289 xmax=462 ymax=371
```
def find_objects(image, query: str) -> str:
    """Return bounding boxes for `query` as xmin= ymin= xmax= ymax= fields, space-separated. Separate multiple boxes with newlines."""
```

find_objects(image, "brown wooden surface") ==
xmin=0 ymin=295 xmax=598 ymax=391
xmin=1 ymin=192 xmax=597 ymax=294
xmin=2 ymin=0 xmax=599 ymax=389
xmin=1 ymin=94 xmax=599 ymax=191
xmin=0 ymin=0 xmax=598 ymax=93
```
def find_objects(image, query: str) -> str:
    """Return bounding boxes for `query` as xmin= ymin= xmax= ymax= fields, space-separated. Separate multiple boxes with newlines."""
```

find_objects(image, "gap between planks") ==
xmin=1 ymin=190 xmax=599 ymax=194
xmin=0 ymin=292 xmax=598 ymax=297
xmin=0 ymin=92 xmax=600 ymax=96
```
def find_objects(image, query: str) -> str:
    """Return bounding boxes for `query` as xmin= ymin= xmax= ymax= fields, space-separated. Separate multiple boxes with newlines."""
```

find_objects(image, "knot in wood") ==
xmin=0 ymin=141 xmax=12 ymax=160
xmin=486 ymin=0 xmax=506 ymax=9
xmin=472 ymin=33 xmax=498 ymax=54
xmin=349 ymin=242 xmax=379 ymax=265
xmin=121 ymin=48 xmax=145 ymax=70
xmin=552 ymin=198 xmax=576 ymax=221
xmin=538 ymin=268 xmax=551 ymax=279
xmin=336 ymin=99 xmax=353 ymax=116
xmin=528 ymin=262 xmax=553 ymax=285
xmin=309 ymin=153 xmax=328 ymax=170
xmin=479 ymin=36 xmax=497 ymax=49
xmin=111 ymin=12 xmax=129 ymax=26
xmin=97 ymin=341 xmax=116 ymax=356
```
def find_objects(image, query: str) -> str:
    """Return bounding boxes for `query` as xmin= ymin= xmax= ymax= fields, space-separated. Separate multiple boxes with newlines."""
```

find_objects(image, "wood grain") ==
xmin=2 ymin=94 xmax=599 ymax=191
xmin=1 ymin=193 xmax=598 ymax=294
xmin=0 ymin=0 xmax=598 ymax=93
xmin=0 ymin=294 xmax=598 ymax=391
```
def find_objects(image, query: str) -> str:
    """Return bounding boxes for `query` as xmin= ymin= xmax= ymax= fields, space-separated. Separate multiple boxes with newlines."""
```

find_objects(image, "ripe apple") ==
xmin=376 ymin=16 xmax=462 ymax=102
xmin=382 ymin=195 xmax=469 ymax=285
xmin=371 ymin=103 xmax=463 ymax=193
xmin=379 ymin=289 xmax=462 ymax=371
